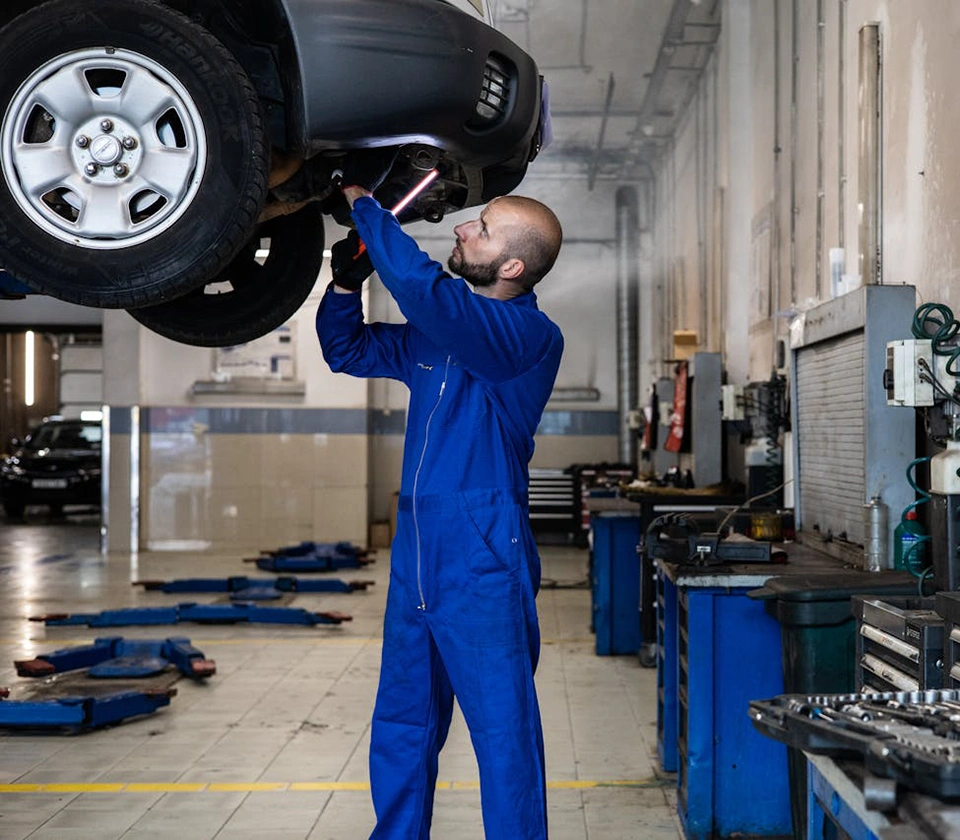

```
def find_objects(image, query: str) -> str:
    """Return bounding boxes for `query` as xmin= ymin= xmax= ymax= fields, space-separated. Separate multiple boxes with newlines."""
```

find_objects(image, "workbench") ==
xmin=586 ymin=495 xmax=646 ymax=655
xmin=656 ymin=555 xmax=797 ymax=838
xmin=586 ymin=488 xmax=744 ymax=660
xmin=623 ymin=486 xmax=745 ymax=651
xmin=806 ymin=752 xmax=960 ymax=840
xmin=655 ymin=543 xmax=917 ymax=839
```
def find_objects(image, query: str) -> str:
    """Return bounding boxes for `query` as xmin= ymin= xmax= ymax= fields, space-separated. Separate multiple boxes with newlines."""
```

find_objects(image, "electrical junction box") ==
xmin=885 ymin=339 xmax=935 ymax=406
xmin=721 ymin=384 xmax=745 ymax=421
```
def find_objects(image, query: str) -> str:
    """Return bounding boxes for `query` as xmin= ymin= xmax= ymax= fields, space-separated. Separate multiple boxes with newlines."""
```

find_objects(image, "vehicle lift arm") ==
xmin=0 ymin=688 xmax=176 ymax=730
xmin=15 ymin=636 xmax=216 ymax=679
xmin=31 ymin=602 xmax=352 ymax=627
xmin=246 ymin=541 xmax=376 ymax=572
xmin=133 ymin=575 xmax=374 ymax=599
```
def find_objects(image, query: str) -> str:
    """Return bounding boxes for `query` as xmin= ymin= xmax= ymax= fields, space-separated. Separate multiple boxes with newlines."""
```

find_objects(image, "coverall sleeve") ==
xmin=352 ymin=197 xmax=556 ymax=384
xmin=316 ymin=283 xmax=413 ymax=385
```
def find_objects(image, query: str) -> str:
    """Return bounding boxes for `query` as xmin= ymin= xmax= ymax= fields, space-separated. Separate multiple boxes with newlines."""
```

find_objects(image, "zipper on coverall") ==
xmin=412 ymin=356 xmax=451 ymax=611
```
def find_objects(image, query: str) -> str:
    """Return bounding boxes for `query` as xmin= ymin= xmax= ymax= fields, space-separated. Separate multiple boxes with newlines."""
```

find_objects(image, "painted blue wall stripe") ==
xmin=538 ymin=410 xmax=620 ymax=436
xmin=125 ymin=407 xmax=618 ymax=436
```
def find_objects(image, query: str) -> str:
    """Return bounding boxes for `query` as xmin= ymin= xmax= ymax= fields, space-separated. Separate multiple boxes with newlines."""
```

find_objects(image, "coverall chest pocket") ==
xmin=456 ymin=497 xmax=523 ymax=582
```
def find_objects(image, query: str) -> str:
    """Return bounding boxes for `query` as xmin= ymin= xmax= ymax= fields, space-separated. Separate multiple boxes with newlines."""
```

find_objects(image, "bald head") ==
xmin=494 ymin=196 xmax=563 ymax=290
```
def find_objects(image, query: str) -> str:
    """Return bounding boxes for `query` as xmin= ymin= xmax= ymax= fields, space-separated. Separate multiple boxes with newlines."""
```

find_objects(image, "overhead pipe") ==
xmin=771 ymin=0 xmax=782 ymax=339
xmin=616 ymin=186 xmax=640 ymax=467
xmin=789 ymin=0 xmax=798 ymax=309
xmin=858 ymin=23 xmax=881 ymax=284
xmin=838 ymin=0 xmax=847 ymax=247
xmin=696 ymin=71 xmax=707 ymax=350
xmin=816 ymin=0 xmax=825 ymax=299
xmin=587 ymin=73 xmax=616 ymax=191
xmin=633 ymin=0 xmax=696 ymax=137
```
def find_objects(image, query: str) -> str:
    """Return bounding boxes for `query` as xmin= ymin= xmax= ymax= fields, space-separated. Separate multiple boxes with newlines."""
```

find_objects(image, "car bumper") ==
xmin=283 ymin=0 xmax=542 ymax=166
xmin=1 ymin=476 xmax=101 ymax=507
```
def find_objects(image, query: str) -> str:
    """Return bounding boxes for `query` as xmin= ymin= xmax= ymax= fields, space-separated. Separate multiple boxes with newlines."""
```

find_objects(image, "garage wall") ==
xmin=103 ymin=276 xmax=374 ymax=552
xmin=652 ymin=0 xmax=960 ymax=393
xmin=88 ymin=0 xmax=960 ymax=553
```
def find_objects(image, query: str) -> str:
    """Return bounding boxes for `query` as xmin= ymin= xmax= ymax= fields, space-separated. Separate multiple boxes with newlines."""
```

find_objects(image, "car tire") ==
xmin=128 ymin=203 xmax=325 ymax=348
xmin=0 ymin=0 xmax=268 ymax=309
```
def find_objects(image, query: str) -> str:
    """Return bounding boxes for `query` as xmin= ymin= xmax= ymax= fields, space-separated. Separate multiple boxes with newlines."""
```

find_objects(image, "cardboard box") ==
xmin=673 ymin=330 xmax=698 ymax=360
xmin=368 ymin=520 xmax=392 ymax=549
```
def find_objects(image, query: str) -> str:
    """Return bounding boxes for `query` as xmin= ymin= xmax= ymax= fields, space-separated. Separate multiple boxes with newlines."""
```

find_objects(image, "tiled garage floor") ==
xmin=0 ymin=514 xmax=680 ymax=839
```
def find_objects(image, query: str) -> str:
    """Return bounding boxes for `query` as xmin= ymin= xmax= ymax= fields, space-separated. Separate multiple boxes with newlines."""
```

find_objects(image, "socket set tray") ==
xmin=750 ymin=689 xmax=960 ymax=800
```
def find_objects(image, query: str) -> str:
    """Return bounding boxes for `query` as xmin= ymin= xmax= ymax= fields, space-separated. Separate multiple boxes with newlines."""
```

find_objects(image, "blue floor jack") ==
xmin=247 ymin=540 xmax=376 ymax=573
xmin=31 ymin=602 xmax=352 ymax=627
xmin=133 ymin=575 xmax=374 ymax=600
xmin=14 ymin=636 xmax=216 ymax=679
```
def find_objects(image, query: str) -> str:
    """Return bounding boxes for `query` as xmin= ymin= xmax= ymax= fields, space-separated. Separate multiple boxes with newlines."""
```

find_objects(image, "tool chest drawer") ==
xmin=853 ymin=595 xmax=943 ymax=692
xmin=528 ymin=468 xmax=579 ymax=542
xmin=935 ymin=592 xmax=960 ymax=690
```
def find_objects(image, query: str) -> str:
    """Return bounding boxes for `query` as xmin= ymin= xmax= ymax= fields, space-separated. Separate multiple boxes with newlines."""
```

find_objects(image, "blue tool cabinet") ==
xmin=657 ymin=571 xmax=678 ymax=773
xmin=656 ymin=559 xmax=791 ymax=839
xmin=589 ymin=512 xmax=641 ymax=655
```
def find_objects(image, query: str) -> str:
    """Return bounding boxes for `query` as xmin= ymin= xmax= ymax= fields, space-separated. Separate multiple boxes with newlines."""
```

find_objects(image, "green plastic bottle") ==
xmin=894 ymin=509 xmax=926 ymax=571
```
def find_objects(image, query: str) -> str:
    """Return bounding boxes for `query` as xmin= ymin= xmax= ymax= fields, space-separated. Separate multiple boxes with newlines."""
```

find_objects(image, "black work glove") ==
xmin=340 ymin=147 xmax=399 ymax=194
xmin=331 ymin=230 xmax=374 ymax=291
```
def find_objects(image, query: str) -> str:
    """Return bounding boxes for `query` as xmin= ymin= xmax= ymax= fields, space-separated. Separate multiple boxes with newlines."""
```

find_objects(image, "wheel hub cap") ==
xmin=89 ymin=134 xmax=122 ymax=166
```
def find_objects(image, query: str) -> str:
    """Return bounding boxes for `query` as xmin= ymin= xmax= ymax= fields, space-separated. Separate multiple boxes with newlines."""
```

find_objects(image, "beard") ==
xmin=448 ymin=248 xmax=503 ymax=288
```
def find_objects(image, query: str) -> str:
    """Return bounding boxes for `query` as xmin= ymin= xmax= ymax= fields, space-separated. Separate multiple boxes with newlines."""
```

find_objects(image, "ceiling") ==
xmin=489 ymin=0 xmax=722 ymax=186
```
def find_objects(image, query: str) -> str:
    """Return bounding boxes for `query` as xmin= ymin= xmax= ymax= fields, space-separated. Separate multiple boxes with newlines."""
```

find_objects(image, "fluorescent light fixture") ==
xmin=24 ymin=330 xmax=34 ymax=407
xmin=80 ymin=410 xmax=103 ymax=422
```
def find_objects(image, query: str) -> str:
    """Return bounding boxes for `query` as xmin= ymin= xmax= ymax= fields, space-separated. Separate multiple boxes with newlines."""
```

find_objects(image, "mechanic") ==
xmin=316 ymin=152 xmax=563 ymax=840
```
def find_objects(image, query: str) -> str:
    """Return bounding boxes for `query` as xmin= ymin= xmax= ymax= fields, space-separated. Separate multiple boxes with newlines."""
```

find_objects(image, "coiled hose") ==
xmin=913 ymin=302 xmax=960 ymax=376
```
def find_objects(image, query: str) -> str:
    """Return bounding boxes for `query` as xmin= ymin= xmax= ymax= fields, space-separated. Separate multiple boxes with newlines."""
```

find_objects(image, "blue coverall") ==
xmin=317 ymin=197 xmax=563 ymax=839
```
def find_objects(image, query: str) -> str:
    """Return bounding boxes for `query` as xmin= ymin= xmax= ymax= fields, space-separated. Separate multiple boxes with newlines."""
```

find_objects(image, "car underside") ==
xmin=0 ymin=0 xmax=546 ymax=346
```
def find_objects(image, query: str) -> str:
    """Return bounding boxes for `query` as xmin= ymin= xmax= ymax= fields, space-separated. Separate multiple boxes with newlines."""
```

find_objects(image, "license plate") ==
xmin=32 ymin=478 xmax=67 ymax=489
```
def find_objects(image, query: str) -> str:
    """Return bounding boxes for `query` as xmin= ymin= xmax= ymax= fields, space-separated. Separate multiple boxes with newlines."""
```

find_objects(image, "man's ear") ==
xmin=498 ymin=257 xmax=525 ymax=281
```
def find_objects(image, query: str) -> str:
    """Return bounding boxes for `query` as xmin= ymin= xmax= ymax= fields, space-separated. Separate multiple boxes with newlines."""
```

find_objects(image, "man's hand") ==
xmin=340 ymin=147 xmax=399 ymax=194
xmin=331 ymin=230 xmax=374 ymax=292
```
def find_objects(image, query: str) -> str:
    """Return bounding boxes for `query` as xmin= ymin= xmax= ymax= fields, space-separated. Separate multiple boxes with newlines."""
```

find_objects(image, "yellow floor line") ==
xmin=0 ymin=780 xmax=658 ymax=794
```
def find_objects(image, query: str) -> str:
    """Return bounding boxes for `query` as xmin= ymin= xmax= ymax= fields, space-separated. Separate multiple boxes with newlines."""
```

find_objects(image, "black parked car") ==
xmin=0 ymin=417 xmax=102 ymax=519
xmin=0 ymin=0 xmax=548 ymax=347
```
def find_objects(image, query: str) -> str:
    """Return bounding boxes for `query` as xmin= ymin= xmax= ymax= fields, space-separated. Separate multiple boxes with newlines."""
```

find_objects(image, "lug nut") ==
xmin=100 ymin=119 xmax=114 ymax=133
xmin=114 ymin=163 xmax=128 ymax=177
xmin=84 ymin=163 xmax=100 ymax=176
xmin=76 ymin=135 xmax=90 ymax=149
xmin=121 ymin=136 xmax=138 ymax=150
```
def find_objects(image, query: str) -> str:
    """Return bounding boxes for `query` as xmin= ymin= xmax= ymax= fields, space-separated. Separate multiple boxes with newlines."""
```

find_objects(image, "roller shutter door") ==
xmin=795 ymin=332 xmax=866 ymax=544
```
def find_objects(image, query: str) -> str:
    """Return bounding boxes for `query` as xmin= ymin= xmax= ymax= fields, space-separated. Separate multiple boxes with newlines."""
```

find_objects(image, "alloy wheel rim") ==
xmin=1 ymin=47 xmax=207 ymax=249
